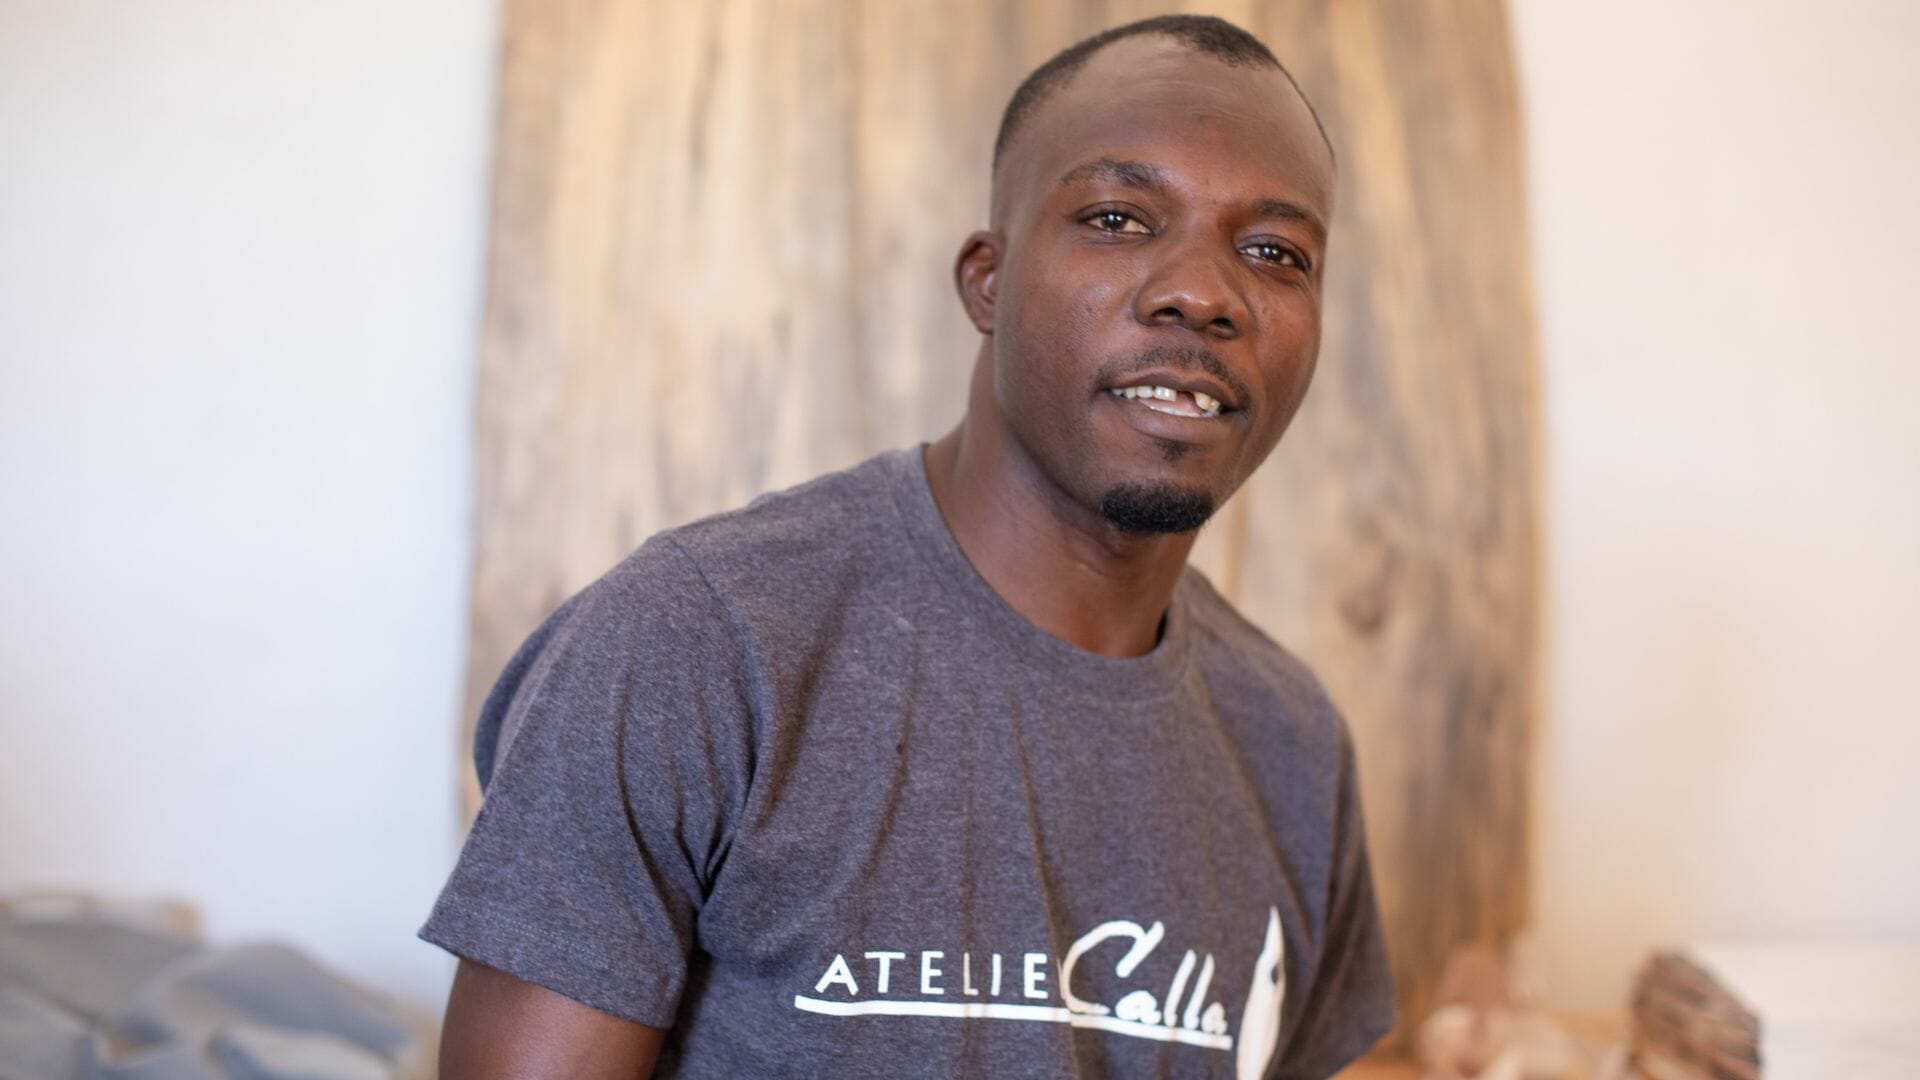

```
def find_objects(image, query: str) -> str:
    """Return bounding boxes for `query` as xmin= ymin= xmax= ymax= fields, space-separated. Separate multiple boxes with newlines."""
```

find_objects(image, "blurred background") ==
xmin=1 ymin=0 xmax=1915 ymax=1064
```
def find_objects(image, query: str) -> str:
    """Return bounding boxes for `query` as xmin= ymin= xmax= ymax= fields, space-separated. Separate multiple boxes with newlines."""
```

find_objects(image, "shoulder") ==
xmin=473 ymin=536 xmax=742 ymax=786
xmin=473 ymin=450 xmax=912 ymax=785
xmin=1176 ymin=567 xmax=1354 ymax=766
xmin=654 ymin=451 xmax=908 ymax=579
xmin=490 ymin=447 xmax=912 ymax=705
xmin=628 ymin=450 xmax=918 ymax=638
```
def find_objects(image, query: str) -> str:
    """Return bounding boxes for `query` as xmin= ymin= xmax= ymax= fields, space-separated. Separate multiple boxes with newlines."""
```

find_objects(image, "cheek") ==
xmin=1250 ymin=301 xmax=1323 ymax=433
xmin=998 ymin=248 xmax=1125 ymax=386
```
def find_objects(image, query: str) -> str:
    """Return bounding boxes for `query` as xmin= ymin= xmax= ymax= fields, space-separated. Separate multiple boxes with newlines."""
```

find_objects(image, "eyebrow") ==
xmin=1057 ymin=157 xmax=1169 ymax=192
xmin=1057 ymin=157 xmax=1328 ymax=244
xmin=1250 ymin=198 xmax=1328 ymax=244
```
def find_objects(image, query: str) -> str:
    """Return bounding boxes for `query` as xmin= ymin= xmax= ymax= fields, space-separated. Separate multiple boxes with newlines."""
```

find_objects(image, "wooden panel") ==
xmin=466 ymin=0 xmax=1539 ymax=1045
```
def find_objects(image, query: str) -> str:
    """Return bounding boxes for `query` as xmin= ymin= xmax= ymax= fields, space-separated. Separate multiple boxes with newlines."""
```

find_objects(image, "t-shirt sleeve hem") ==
xmin=418 ymin=901 xmax=682 ymax=1030
xmin=1282 ymin=1001 xmax=1397 ymax=1080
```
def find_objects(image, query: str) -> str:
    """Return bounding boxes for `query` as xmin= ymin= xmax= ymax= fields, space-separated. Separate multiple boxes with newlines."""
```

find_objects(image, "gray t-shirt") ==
xmin=421 ymin=447 xmax=1394 ymax=1079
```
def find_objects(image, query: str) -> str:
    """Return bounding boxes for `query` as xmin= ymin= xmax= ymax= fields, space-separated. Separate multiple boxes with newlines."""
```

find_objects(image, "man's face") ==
xmin=978 ymin=38 xmax=1335 ymax=534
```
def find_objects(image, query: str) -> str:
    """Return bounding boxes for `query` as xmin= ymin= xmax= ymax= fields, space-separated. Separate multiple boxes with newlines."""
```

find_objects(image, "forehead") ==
xmin=997 ymin=36 xmax=1334 ymax=222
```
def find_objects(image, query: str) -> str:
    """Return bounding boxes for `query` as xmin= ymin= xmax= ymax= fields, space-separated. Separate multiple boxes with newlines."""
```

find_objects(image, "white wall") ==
xmin=1510 ymin=0 xmax=1920 ymax=1008
xmin=0 ymin=2 xmax=495 ymax=1007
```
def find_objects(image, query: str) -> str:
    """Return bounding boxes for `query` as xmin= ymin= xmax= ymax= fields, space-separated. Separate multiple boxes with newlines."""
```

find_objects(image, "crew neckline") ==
xmin=879 ymin=444 xmax=1195 ymax=699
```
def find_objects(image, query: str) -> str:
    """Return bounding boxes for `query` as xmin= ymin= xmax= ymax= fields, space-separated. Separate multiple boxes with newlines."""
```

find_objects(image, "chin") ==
xmin=1098 ymin=480 xmax=1216 ymax=535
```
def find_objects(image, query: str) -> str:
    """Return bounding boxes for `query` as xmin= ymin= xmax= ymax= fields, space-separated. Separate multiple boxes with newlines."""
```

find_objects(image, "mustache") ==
xmin=1093 ymin=345 xmax=1252 ymax=412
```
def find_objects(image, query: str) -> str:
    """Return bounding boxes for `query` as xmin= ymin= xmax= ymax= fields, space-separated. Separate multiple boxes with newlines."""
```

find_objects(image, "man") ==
xmin=423 ymin=14 xmax=1395 ymax=1078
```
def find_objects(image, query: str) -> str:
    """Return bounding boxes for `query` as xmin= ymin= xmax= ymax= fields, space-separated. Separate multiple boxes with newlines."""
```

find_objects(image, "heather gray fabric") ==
xmin=421 ymin=447 xmax=1394 ymax=1079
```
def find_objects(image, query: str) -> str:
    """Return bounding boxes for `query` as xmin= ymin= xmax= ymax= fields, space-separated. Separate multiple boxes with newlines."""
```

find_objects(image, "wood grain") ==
xmin=465 ymin=0 xmax=1540 ymax=1046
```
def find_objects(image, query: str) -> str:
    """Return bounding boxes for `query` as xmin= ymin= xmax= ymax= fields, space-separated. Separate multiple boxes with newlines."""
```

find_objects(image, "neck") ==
xmin=923 ymin=357 xmax=1197 ymax=659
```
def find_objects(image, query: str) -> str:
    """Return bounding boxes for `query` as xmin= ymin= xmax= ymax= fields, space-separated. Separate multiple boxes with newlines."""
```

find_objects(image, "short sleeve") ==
xmin=1277 ymin=729 xmax=1397 ymax=1078
xmin=418 ymin=538 xmax=755 ymax=1028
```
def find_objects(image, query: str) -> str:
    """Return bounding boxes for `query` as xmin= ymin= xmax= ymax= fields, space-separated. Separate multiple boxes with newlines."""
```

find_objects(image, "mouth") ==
xmin=1104 ymin=378 xmax=1238 ymax=420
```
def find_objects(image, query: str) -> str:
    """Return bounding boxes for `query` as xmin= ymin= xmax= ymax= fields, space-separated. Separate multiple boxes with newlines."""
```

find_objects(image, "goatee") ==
xmin=1099 ymin=483 xmax=1216 ymax=535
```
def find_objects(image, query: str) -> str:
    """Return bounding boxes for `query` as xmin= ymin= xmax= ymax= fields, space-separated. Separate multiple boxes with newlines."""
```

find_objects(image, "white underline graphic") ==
xmin=791 ymin=995 xmax=1233 ymax=1051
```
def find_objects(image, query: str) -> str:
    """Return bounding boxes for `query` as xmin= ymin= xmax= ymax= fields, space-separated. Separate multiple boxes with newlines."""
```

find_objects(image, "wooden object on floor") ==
xmin=1627 ymin=952 xmax=1761 ymax=1080
xmin=1624 ymin=947 xmax=1920 ymax=1079
xmin=466 ymin=0 xmax=1541 ymax=1043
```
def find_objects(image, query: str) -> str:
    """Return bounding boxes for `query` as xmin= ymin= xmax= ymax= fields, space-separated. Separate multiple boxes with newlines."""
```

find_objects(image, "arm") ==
xmin=439 ymin=958 xmax=666 ymax=1079
xmin=421 ymin=542 xmax=752 ymax=1075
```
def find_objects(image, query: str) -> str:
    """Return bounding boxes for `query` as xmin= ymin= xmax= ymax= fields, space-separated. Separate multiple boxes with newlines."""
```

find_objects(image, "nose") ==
xmin=1132 ymin=237 xmax=1247 ymax=339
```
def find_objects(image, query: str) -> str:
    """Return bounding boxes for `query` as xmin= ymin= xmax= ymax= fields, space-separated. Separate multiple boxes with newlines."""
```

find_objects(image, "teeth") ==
xmin=1110 ymin=384 xmax=1225 ymax=417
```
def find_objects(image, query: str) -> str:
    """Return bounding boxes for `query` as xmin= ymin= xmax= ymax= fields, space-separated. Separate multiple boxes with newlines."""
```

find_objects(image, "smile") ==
xmin=1109 ymin=384 xmax=1223 ymax=418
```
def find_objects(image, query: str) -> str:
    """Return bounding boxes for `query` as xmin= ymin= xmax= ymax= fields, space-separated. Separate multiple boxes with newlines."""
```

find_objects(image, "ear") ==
xmin=953 ymin=230 xmax=1001 ymax=334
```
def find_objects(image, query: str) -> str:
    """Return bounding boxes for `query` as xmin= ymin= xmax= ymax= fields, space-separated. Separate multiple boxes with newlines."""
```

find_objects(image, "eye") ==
xmin=1084 ymin=209 xmax=1150 ymax=235
xmin=1242 ymin=241 xmax=1308 ymax=270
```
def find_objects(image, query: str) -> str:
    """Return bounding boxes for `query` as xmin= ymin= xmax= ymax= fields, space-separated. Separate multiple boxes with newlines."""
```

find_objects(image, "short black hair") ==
xmin=991 ymin=14 xmax=1331 ymax=171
